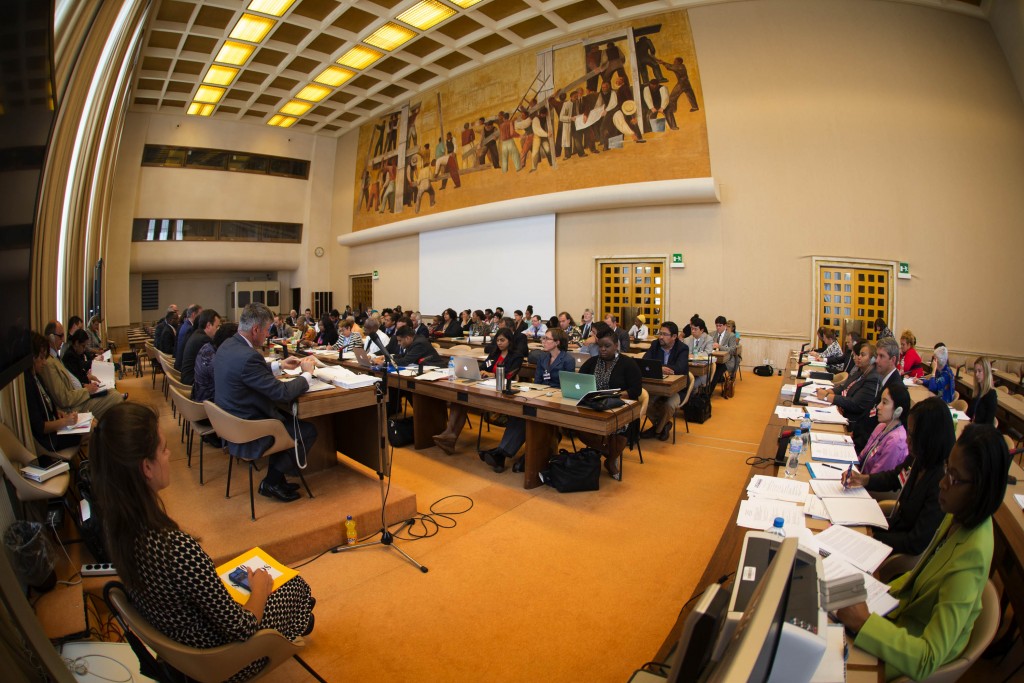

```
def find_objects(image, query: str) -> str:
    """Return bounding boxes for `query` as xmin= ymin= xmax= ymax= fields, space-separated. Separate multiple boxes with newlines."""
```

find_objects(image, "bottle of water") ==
xmin=448 ymin=356 xmax=455 ymax=379
xmin=800 ymin=412 xmax=812 ymax=448
xmin=785 ymin=429 xmax=803 ymax=479
xmin=765 ymin=516 xmax=786 ymax=539
xmin=345 ymin=515 xmax=357 ymax=546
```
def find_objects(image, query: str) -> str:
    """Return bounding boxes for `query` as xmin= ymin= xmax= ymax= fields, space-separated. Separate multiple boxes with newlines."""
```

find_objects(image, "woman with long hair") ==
xmin=967 ymin=356 xmax=997 ymax=426
xmin=92 ymin=403 xmax=314 ymax=682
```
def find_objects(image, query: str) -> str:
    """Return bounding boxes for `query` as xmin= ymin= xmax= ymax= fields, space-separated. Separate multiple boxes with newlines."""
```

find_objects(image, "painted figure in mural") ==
xmin=516 ymin=108 xmax=534 ymax=169
xmin=407 ymin=106 xmax=419 ymax=149
xmin=378 ymin=163 xmax=396 ymax=214
xmin=635 ymin=36 xmax=664 ymax=83
xmin=580 ymin=88 xmax=603 ymax=155
xmin=371 ymin=120 xmax=386 ymax=158
xmin=437 ymin=134 xmax=461 ymax=190
xmin=560 ymin=90 xmax=580 ymax=159
xmin=660 ymin=56 xmax=700 ymax=115
xmin=548 ymin=91 xmax=565 ymax=157
xmin=497 ymin=111 xmax=522 ymax=173
xmin=612 ymin=100 xmax=645 ymax=144
xmin=358 ymin=168 xmax=370 ymax=210
xmin=529 ymin=107 xmax=553 ymax=171
xmin=383 ymin=114 xmax=398 ymax=154
xmin=478 ymin=117 xmax=500 ymax=169
xmin=643 ymin=78 xmax=673 ymax=130
xmin=585 ymin=43 xmax=605 ymax=92
xmin=367 ymin=168 xmax=380 ymax=212
xmin=415 ymin=157 xmax=436 ymax=214
xmin=460 ymin=122 xmax=476 ymax=167
xmin=602 ymin=40 xmax=628 ymax=87
xmin=596 ymin=80 xmax=620 ymax=149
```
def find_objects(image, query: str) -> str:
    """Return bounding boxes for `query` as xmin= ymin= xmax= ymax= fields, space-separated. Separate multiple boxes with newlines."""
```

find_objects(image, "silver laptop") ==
xmin=452 ymin=355 xmax=482 ymax=380
xmin=569 ymin=351 xmax=590 ymax=369
xmin=351 ymin=347 xmax=374 ymax=368
xmin=559 ymin=371 xmax=597 ymax=400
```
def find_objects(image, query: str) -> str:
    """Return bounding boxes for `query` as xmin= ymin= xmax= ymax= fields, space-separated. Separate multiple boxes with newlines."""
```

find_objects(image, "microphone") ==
xmin=796 ymin=361 xmax=810 ymax=379
xmin=792 ymin=380 xmax=813 ymax=407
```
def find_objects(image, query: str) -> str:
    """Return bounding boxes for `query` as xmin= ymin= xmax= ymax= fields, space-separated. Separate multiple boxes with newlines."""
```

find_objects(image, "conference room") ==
xmin=1 ymin=0 xmax=1023 ymax=681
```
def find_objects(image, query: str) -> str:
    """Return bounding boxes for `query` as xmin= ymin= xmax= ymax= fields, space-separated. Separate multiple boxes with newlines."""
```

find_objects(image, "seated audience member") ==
xmin=547 ymin=315 xmax=559 ymax=330
xmin=62 ymin=330 xmax=98 ymax=387
xmin=429 ymin=314 xmax=444 ymax=335
xmin=687 ymin=318 xmax=713 ymax=356
xmin=180 ymin=310 xmax=221 ymax=386
xmin=627 ymin=314 xmax=649 ymax=342
xmin=836 ymin=331 xmax=861 ymax=376
xmin=709 ymin=315 xmax=738 ymax=396
xmin=915 ymin=345 xmax=956 ymax=403
xmin=294 ymin=317 xmax=315 ymax=346
xmin=641 ymin=322 xmax=689 ymax=441
xmin=578 ymin=309 xmax=595 ymax=340
xmin=433 ymin=329 xmax=524 ymax=455
xmin=191 ymin=323 xmax=236 ymax=403
xmin=63 ymin=315 xmax=85 ymax=358
xmin=812 ymin=326 xmax=828 ymax=353
xmin=967 ymin=357 xmax=997 ymax=426
xmin=602 ymin=314 xmax=630 ymax=351
xmin=315 ymin=314 xmax=337 ymax=347
xmin=92 ymin=403 xmax=315 ymax=682
xmin=680 ymin=313 xmax=700 ymax=341
xmin=286 ymin=309 xmax=299 ymax=327
xmin=525 ymin=315 xmax=548 ymax=339
xmin=333 ymin=319 xmax=363 ymax=352
xmin=215 ymin=304 xmax=318 ymax=503
xmin=558 ymin=311 xmax=583 ymax=346
xmin=372 ymin=325 xmax=441 ymax=368
xmin=512 ymin=310 xmax=528 ymax=334
xmin=726 ymin=319 xmax=740 ymax=340
xmin=858 ymin=387 xmax=908 ymax=475
xmin=442 ymin=308 xmax=462 ymax=337
xmin=40 ymin=321 xmax=123 ymax=419
xmin=837 ymin=424 xmax=1009 ymax=682
xmin=384 ymin=317 xmax=412 ymax=355
xmin=480 ymin=328 xmax=575 ymax=473
xmin=460 ymin=309 xmax=472 ymax=333
xmin=577 ymin=329 xmax=642 ymax=481
xmin=468 ymin=310 xmax=488 ymax=337
xmin=411 ymin=311 xmax=429 ymax=338
xmin=875 ymin=316 xmax=894 ymax=342
xmin=155 ymin=310 xmax=178 ymax=354
xmin=174 ymin=304 xmax=202 ymax=369
xmin=897 ymin=330 xmax=925 ymax=378
xmin=843 ymin=396 xmax=954 ymax=556
xmin=494 ymin=317 xmax=529 ymax=358
xmin=86 ymin=315 xmax=108 ymax=355
xmin=815 ymin=342 xmax=880 ymax=445
xmin=362 ymin=317 xmax=390 ymax=356
xmin=269 ymin=314 xmax=292 ymax=340
xmin=27 ymin=334 xmax=83 ymax=453
xmin=811 ymin=327 xmax=842 ymax=367
xmin=579 ymin=321 xmax=610 ymax=357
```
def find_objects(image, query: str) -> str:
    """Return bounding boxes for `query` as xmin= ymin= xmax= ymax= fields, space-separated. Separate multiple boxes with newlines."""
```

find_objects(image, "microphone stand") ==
xmin=330 ymin=369 xmax=427 ymax=573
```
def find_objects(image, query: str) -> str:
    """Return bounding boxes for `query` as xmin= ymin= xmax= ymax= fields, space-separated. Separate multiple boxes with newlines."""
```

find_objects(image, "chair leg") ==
xmin=293 ymin=655 xmax=328 ymax=683
xmin=296 ymin=468 xmax=313 ymax=499
xmin=226 ymin=456 xmax=233 ymax=498
xmin=198 ymin=439 xmax=204 ymax=485
xmin=248 ymin=463 xmax=256 ymax=521
xmin=186 ymin=427 xmax=193 ymax=467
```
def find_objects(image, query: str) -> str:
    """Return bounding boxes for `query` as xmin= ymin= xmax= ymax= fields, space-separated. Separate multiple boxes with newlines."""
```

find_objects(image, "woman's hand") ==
xmin=841 ymin=470 xmax=869 ymax=488
xmin=836 ymin=602 xmax=870 ymax=635
xmin=63 ymin=412 xmax=79 ymax=428
xmin=244 ymin=566 xmax=273 ymax=623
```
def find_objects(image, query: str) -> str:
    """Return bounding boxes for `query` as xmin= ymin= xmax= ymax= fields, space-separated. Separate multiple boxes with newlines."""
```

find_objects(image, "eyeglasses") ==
xmin=657 ymin=331 xmax=673 ymax=337
xmin=542 ymin=336 xmax=554 ymax=342
xmin=943 ymin=464 xmax=973 ymax=487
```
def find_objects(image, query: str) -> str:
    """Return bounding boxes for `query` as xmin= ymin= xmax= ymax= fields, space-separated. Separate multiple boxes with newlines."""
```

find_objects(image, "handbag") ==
xmin=539 ymin=448 xmax=601 ymax=493
xmin=577 ymin=394 xmax=626 ymax=411
xmin=753 ymin=364 xmax=774 ymax=377
xmin=387 ymin=417 xmax=414 ymax=447
xmin=683 ymin=393 xmax=712 ymax=424
xmin=722 ymin=372 xmax=736 ymax=399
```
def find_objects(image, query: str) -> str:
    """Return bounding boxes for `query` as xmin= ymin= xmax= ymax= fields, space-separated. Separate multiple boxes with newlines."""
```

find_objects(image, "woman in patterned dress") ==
xmin=92 ymin=403 xmax=314 ymax=681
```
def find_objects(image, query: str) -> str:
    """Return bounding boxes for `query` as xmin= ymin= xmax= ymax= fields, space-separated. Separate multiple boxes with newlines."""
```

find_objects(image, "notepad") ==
xmin=58 ymin=413 xmax=93 ymax=434
xmin=91 ymin=360 xmax=117 ymax=391
xmin=810 ymin=442 xmax=859 ymax=464
xmin=810 ymin=432 xmax=854 ymax=446
xmin=810 ymin=480 xmax=871 ymax=499
xmin=805 ymin=462 xmax=849 ymax=480
xmin=736 ymin=499 xmax=807 ymax=533
xmin=815 ymin=524 xmax=893 ymax=574
xmin=821 ymin=497 xmax=890 ymax=530
xmin=216 ymin=547 xmax=297 ymax=605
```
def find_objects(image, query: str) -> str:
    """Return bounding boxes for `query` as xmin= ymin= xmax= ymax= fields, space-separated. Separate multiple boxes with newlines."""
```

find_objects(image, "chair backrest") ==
xmin=638 ymin=388 xmax=650 ymax=424
xmin=145 ymin=342 xmax=158 ymax=360
xmin=679 ymin=373 xmax=697 ymax=407
xmin=166 ymin=373 xmax=191 ymax=398
xmin=202 ymin=401 xmax=293 ymax=456
xmin=158 ymin=355 xmax=182 ymax=382
xmin=168 ymin=386 xmax=209 ymax=425
xmin=0 ymin=423 xmax=70 ymax=502
xmin=832 ymin=371 xmax=849 ymax=385
xmin=891 ymin=580 xmax=999 ymax=683
xmin=105 ymin=583 xmax=303 ymax=683
xmin=949 ymin=399 xmax=968 ymax=412
xmin=996 ymin=385 xmax=1010 ymax=394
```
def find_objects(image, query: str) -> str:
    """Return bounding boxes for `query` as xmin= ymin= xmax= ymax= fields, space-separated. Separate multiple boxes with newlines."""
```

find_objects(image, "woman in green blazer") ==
xmin=836 ymin=424 xmax=1009 ymax=681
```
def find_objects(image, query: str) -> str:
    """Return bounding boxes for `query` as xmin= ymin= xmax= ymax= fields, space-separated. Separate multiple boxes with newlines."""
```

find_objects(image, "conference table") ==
xmin=953 ymin=372 xmax=1024 ymax=435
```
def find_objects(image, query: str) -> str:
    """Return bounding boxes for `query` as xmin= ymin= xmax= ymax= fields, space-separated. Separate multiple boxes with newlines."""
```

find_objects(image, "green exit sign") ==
xmin=671 ymin=253 xmax=685 ymax=269
xmin=898 ymin=262 xmax=910 ymax=280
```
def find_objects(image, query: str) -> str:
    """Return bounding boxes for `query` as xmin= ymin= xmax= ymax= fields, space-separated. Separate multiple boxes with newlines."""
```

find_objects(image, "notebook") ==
xmin=559 ymin=371 xmax=597 ymax=400
xmin=452 ymin=355 xmax=482 ymax=380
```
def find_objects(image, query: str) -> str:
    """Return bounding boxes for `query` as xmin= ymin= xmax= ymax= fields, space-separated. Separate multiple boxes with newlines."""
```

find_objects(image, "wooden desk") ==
xmin=390 ymin=374 xmax=640 ymax=489
xmin=293 ymin=384 xmax=381 ymax=473
xmin=954 ymin=375 xmax=1024 ymax=434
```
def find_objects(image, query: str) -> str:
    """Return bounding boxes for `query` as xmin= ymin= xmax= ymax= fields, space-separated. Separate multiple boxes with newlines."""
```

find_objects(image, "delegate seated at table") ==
xmin=816 ymin=342 xmax=880 ymax=444
xmin=837 ymin=424 xmax=1009 ymax=681
xmin=640 ymin=322 xmax=689 ymax=441
xmin=966 ymin=357 xmax=997 ymax=426
xmin=914 ymin=345 xmax=956 ymax=403
xmin=857 ymin=387 xmax=908 ymax=475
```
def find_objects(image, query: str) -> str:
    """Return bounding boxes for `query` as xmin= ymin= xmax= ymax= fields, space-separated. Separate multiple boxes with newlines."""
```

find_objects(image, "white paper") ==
xmin=91 ymin=360 xmax=117 ymax=391
xmin=810 ymin=625 xmax=847 ymax=683
xmin=822 ymin=497 xmax=890 ymax=529
xmin=808 ymin=406 xmax=849 ymax=425
xmin=810 ymin=480 xmax=872 ymax=499
xmin=903 ymin=378 xmax=916 ymax=386
xmin=415 ymin=370 xmax=451 ymax=382
xmin=806 ymin=462 xmax=847 ymax=480
xmin=746 ymin=475 xmax=809 ymax=504
xmin=810 ymin=432 xmax=854 ymax=446
xmin=950 ymin=409 xmax=970 ymax=421
xmin=58 ymin=412 xmax=93 ymax=434
xmin=1015 ymin=493 xmax=1024 ymax=509
xmin=736 ymin=499 xmax=807 ymax=533
xmin=100 ymin=350 xmax=112 ymax=362
xmin=822 ymin=554 xmax=899 ymax=616
xmin=816 ymin=524 xmax=893 ymax=574
xmin=775 ymin=406 xmax=805 ymax=421
xmin=803 ymin=494 xmax=831 ymax=520
xmin=810 ymin=442 xmax=859 ymax=464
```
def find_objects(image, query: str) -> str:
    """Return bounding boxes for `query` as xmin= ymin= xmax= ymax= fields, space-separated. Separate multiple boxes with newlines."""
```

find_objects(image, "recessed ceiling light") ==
xmin=364 ymin=22 xmax=417 ymax=52
xmin=268 ymin=114 xmax=297 ymax=127
xmin=203 ymin=65 xmax=239 ymax=86
xmin=187 ymin=102 xmax=215 ymax=116
xmin=314 ymin=66 xmax=355 ymax=87
xmin=247 ymin=0 xmax=296 ymax=17
xmin=397 ymin=1 xmax=456 ymax=31
xmin=449 ymin=0 xmax=483 ymax=7
xmin=230 ymin=13 xmax=275 ymax=43
xmin=194 ymin=85 xmax=226 ymax=104
xmin=215 ymin=40 xmax=256 ymax=66
xmin=295 ymin=84 xmax=332 ymax=102
xmin=337 ymin=45 xmax=383 ymax=70
xmin=280 ymin=100 xmax=312 ymax=116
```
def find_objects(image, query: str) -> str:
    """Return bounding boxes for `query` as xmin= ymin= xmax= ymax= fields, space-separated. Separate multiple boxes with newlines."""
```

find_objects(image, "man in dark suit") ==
xmin=640 ymin=321 xmax=690 ymax=441
xmin=180 ymin=309 xmax=220 ymax=385
xmin=155 ymin=310 xmax=178 ymax=354
xmin=411 ymin=311 xmax=430 ymax=338
xmin=174 ymin=304 xmax=201 ymax=369
xmin=374 ymin=325 xmax=442 ymax=368
xmin=603 ymin=313 xmax=631 ymax=352
xmin=214 ymin=303 xmax=318 ymax=503
xmin=854 ymin=336 xmax=911 ymax=450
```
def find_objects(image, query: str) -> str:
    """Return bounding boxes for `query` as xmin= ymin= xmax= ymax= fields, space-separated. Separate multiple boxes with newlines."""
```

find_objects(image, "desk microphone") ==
xmin=792 ymin=380 xmax=813 ymax=407
xmin=796 ymin=361 xmax=810 ymax=379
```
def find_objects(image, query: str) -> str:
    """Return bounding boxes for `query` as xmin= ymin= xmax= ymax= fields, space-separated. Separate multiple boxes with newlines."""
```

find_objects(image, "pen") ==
xmin=821 ymin=463 xmax=843 ymax=471
xmin=843 ymin=463 xmax=853 ymax=488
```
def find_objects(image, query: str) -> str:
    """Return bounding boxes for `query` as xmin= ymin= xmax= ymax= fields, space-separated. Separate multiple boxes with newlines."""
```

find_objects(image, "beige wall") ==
xmin=128 ymin=271 xmax=279 ymax=324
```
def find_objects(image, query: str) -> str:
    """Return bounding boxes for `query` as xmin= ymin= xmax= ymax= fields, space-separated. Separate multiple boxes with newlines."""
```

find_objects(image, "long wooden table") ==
xmin=288 ymin=381 xmax=381 ymax=473
xmin=953 ymin=373 xmax=1024 ymax=434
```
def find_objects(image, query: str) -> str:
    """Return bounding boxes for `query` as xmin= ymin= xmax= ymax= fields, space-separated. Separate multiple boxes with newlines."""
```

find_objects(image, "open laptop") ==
xmin=452 ymin=355 xmax=482 ymax=381
xmin=569 ymin=351 xmax=590 ymax=369
xmin=351 ymin=347 xmax=375 ymax=368
xmin=636 ymin=358 xmax=664 ymax=379
xmin=559 ymin=371 xmax=597 ymax=400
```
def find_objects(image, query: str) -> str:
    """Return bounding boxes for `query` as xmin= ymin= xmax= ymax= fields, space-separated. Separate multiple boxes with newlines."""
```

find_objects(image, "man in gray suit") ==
xmin=214 ymin=303 xmax=317 ymax=503
xmin=709 ymin=315 xmax=738 ymax=396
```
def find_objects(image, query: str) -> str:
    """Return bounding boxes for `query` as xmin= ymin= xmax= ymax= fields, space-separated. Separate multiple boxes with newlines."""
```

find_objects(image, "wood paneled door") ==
xmin=350 ymin=274 xmax=372 ymax=313
xmin=597 ymin=259 xmax=665 ymax=331
xmin=817 ymin=263 xmax=893 ymax=343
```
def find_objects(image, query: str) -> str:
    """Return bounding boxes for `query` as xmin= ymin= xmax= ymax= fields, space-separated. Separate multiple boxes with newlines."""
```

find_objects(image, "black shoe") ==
xmin=122 ymin=393 xmax=129 ymax=400
xmin=281 ymin=480 xmax=301 ymax=493
xmin=640 ymin=426 xmax=658 ymax=439
xmin=258 ymin=479 xmax=300 ymax=502
xmin=483 ymin=449 xmax=507 ymax=473
xmin=302 ymin=614 xmax=315 ymax=636
xmin=512 ymin=457 xmax=525 ymax=473
xmin=658 ymin=423 xmax=672 ymax=442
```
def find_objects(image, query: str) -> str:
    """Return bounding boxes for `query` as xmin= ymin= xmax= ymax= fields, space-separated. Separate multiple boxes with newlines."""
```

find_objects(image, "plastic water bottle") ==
xmin=344 ymin=515 xmax=357 ymax=546
xmin=785 ymin=429 xmax=803 ymax=479
xmin=800 ymin=412 xmax=812 ymax=448
xmin=448 ymin=356 xmax=455 ymax=379
xmin=766 ymin=516 xmax=786 ymax=539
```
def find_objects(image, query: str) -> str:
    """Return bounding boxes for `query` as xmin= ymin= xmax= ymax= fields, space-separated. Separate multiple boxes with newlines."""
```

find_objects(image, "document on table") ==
xmin=810 ymin=480 xmax=872 ymax=499
xmin=816 ymin=524 xmax=893 ymax=574
xmin=91 ymin=360 xmax=117 ymax=391
xmin=805 ymin=462 xmax=849 ymax=480
xmin=822 ymin=555 xmax=899 ymax=617
xmin=808 ymin=406 xmax=848 ymax=425
xmin=811 ymin=432 xmax=854 ymax=446
xmin=810 ymin=442 xmax=859 ymax=464
xmin=803 ymin=494 xmax=831 ymax=520
xmin=821 ymin=497 xmax=890 ymax=530
xmin=801 ymin=394 xmax=832 ymax=406
xmin=1016 ymin=493 xmax=1024 ymax=510
xmin=58 ymin=412 xmax=94 ymax=434
xmin=809 ymin=625 xmax=846 ymax=683
xmin=314 ymin=365 xmax=379 ymax=388
xmin=416 ymin=370 xmax=451 ymax=381
xmin=950 ymin=409 xmax=970 ymax=422
xmin=746 ymin=475 xmax=809 ymax=503
xmin=775 ymin=406 xmax=805 ymax=421
xmin=737 ymin=499 xmax=807 ymax=532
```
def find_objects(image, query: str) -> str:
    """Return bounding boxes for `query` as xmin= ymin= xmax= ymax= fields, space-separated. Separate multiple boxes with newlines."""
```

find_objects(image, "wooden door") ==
xmin=597 ymin=260 xmax=664 ymax=330
xmin=350 ymin=274 xmax=373 ymax=313
xmin=817 ymin=264 xmax=892 ymax=342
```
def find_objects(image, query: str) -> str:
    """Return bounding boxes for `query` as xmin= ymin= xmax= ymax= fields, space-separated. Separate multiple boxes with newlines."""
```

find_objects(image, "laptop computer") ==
xmin=559 ymin=371 xmax=597 ymax=400
xmin=452 ymin=355 xmax=482 ymax=380
xmin=351 ymin=347 xmax=375 ymax=368
xmin=636 ymin=358 xmax=664 ymax=379
xmin=569 ymin=351 xmax=590 ymax=369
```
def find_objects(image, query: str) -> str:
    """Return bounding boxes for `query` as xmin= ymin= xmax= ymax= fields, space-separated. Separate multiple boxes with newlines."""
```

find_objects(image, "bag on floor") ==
xmin=753 ymin=364 xmax=774 ymax=377
xmin=684 ymin=393 xmax=712 ymax=424
xmin=539 ymin=448 xmax=601 ymax=493
xmin=387 ymin=418 xmax=414 ymax=447
xmin=722 ymin=373 xmax=736 ymax=399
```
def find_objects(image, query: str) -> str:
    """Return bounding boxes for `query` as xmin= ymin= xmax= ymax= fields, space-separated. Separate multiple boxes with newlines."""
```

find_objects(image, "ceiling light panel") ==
xmin=203 ymin=65 xmax=239 ymax=86
xmin=449 ymin=0 xmax=483 ymax=7
xmin=215 ymin=40 xmax=256 ymax=65
xmin=230 ymin=14 xmax=276 ymax=43
xmin=194 ymin=85 xmax=226 ymax=103
xmin=337 ymin=45 xmax=383 ymax=70
xmin=295 ymin=84 xmax=332 ymax=102
xmin=187 ymin=102 xmax=215 ymax=116
xmin=364 ymin=22 xmax=417 ymax=52
xmin=280 ymin=100 xmax=312 ymax=116
xmin=247 ymin=0 xmax=296 ymax=17
xmin=314 ymin=66 xmax=355 ymax=87
xmin=397 ymin=1 xmax=456 ymax=31
xmin=268 ymin=114 xmax=297 ymax=127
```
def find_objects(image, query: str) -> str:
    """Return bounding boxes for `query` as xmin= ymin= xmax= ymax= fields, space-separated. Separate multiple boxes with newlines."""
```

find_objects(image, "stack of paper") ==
xmin=736 ymin=499 xmax=807 ymax=533
xmin=746 ymin=475 xmax=809 ymax=503
xmin=803 ymin=494 xmax=831 ymax=520
xmin=775 ymin=406 xmax=805 ymax=421
xmin=810 ymin=443 xmax=858 ymax=465
xmin=810 ymin=479 xmax=872 ymax=500
xmin=21 ymin=459 xmax=71 ymax=482
xmin=808 ymin=406 xmax=848 ymax=425
xmin=815 ymin=524 xmax=893 ymax=574
xmin=818 ymin=554 xmax=867 ymax=611
xmin=91 ymin=360 xmax=117 ymax=391
xmin=314 ymin=365 xmax=379 ymax=389
xmin=821 ymin=554 xmax=899 ymax=617
xmin=950 ymin=408 xmax=970 ymax=422
xmin=821 ymin=497 xmax=890 ymax=528
xmin=58 ymin=413 xmax=93 ymax=434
